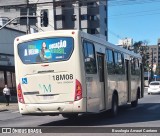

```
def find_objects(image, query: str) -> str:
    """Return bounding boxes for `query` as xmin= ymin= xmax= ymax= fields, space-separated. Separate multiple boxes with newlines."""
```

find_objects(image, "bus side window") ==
xmin=131 ymin=57 xmax=140 ymax=75
xmin=114 ymin=51 xmax=119 ymax=74
xmin=118 ymin=53 xmax=125 ymax=74
xmin=106 ymin=49 xmax=114 ymax=74
xmin=83 ymin=41 xmax=97 ymax=74
xmin=135 ymin=58 xmax=140 ymax=75
xmin=114 ymin=52 xmax=124 ymax=74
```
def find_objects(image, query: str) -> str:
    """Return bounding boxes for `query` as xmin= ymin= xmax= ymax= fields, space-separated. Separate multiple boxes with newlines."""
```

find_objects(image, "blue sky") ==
xmin=108 ymin=1 xmax=160 ymax=45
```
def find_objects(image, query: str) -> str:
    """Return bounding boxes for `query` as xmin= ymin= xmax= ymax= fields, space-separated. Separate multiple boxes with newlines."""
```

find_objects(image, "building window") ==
xmin=4 ymin=7 xmax=10 ymax=12
xmin=90 ymin=15 xmax=98 ymax=21
xmin=16 ymin=8 xmax=20 ymax=11
xmin=87 ymin=2 xmax=95 ymax=6
xmin=7 ymin=72 xmax=12 ymax=88
xmin=90 ymin=29 xmax=96 ymax=34
xmin=81 ymin=14 xmax=88 ymax=20
xmin=104 ymin=18 xmax=107 ymax=24
xmin=55 ymin=15 xmax=65 ymax=21
xmin=87 ymin=29 xmax=98 ymax=34
xmin=61 ymin=4 xmax=65 ymax=8
xmin=104 ymin=6 xmax=107 ymax=11
xmin=81 ymin=28 xmax=87 ymax=33
xmin=105 ymin=30 xmax=107 ymax=36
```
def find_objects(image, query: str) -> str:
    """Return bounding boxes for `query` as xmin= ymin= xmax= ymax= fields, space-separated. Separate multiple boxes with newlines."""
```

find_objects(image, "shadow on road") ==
xmin=39 ymin=101 xmax=160 ymax=126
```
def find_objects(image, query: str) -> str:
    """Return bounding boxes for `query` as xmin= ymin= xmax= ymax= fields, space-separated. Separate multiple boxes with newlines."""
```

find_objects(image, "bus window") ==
xmin=83 ymin=41 xmax=97 ymax=74
xmin=18 ymin=37 xmax=74 ymax=64
xmin=114 ymin=51 xmax=124 ymax=74
xmin=135 ymin=58 xmax=140 ymax=75
xmin=131 ymin=57 xmax=140 ymax=75
xmin=106 ymin=49 xmax=114 ymax=74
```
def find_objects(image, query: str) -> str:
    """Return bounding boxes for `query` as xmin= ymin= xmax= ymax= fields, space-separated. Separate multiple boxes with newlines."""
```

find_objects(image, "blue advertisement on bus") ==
xmin=18 ymin=37 xmax=74 ymax=64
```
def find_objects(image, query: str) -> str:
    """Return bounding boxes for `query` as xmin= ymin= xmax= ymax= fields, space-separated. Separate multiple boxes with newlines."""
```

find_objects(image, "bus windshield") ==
xmin=18 ymin=37 xmax=74 ymax=64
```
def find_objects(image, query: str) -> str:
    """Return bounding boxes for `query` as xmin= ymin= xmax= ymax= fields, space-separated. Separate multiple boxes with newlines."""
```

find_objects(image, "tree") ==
xmin=132 ymin=41 xmax=149 ymax=72
xmin=133 ymin=41 xmax=143 ymax=53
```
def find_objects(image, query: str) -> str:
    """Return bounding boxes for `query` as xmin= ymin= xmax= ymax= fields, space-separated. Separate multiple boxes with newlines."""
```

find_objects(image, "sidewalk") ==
xmin=0 ymin=103 xmax=19 ymax=112
xmin=0 ymin=96 xmax=19 ymax=112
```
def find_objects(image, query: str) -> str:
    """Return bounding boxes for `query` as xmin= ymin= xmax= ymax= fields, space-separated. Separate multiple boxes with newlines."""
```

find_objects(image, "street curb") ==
xmin=0 ymin=102 xmax=19 ymax=112
xmin=0 ymin=109 xmax=8 ymax=112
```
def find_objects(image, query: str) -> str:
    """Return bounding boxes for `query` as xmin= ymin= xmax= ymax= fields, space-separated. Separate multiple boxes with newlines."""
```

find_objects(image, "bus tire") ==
xmin=131 ymin=93 xmax=138 ymax=107
xmin=110 ymin=94 xmax=118 ymax=117
xmin=62 ymin=113 xmax=78 ymax=119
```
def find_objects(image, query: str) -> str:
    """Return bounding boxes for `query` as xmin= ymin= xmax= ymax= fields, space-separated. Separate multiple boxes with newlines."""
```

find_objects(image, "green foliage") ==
xmin=132 ymin=41 xmax=149 ymax=72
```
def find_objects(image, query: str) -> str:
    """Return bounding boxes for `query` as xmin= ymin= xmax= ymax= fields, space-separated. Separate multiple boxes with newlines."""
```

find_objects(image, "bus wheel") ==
xmin=62 ymin=113 xmax=78 ymax=119
xmin=131 ymin=94 xmax=138 ymax=107
xmin=110 ymin=94 xmax=118 ymax=117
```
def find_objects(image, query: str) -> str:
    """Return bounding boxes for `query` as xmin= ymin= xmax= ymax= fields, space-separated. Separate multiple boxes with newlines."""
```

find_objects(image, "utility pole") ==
xmin=26 ymin=0 xmax=30 ymax=34
xmin=151 ymin=48 xmax=154 ymax=82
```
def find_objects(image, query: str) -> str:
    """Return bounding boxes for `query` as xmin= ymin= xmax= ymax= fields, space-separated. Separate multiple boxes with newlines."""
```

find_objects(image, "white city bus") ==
xmin=14 ymin=30 xmax=144 ymax=118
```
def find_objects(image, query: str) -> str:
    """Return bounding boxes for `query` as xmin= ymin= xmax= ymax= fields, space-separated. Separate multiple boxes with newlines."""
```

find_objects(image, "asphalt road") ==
xmin=0 ymin=88 xmax=160 ymax=136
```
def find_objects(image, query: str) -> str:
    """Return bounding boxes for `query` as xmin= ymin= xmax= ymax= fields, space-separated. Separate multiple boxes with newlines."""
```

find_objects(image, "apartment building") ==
xmin=0 ymin=0 xmax=108 ymax=39
xmin=146 ymin=45 xmax=158 ymax=73
xmin=118 ymin=37 xmax=133 ymax=49
xmin=30 ymin=0 xmax=108 ymax=40
xmin=157 ymin=39 xmax=160 ymax=66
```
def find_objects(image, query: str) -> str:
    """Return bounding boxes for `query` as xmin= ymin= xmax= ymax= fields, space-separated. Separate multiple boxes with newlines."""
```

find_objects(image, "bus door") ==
xmin=125 ymin=60 xmax=131 ymax=102
xmin=97 ymin=53 xmax=105 ymax=110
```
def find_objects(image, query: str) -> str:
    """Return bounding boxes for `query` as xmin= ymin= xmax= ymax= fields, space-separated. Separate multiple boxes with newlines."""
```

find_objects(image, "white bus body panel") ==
xmin=14 ymin=31 xmax=87 ymax=114
xmin=14 ymin=30 xmax=142 ymax=115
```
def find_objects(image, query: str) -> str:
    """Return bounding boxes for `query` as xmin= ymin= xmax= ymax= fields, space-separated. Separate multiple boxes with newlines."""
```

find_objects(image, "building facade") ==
xmin=31 ymin=0 xmax=108 ymax=40
xmin=0 ymin=6 xmax=26 ymax=31
xmin=118 ymin=37 xmax=133 ymax=49
xmin=0 ymin=27 xmax=25 ymax=95
xmin=0 ymin=0 xmax=108 ymax=95
xmin=0 ymin=0 xmax=108 ymax=39
xmin=146 ymin=45 xmax=158 ymax=73
xmin=157 ymin=39 xmax=160 ymax=66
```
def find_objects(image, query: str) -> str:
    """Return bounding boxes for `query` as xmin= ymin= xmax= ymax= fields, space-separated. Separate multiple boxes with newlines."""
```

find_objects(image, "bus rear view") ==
xmin=14 ymin=30 xmax=86 ymax=117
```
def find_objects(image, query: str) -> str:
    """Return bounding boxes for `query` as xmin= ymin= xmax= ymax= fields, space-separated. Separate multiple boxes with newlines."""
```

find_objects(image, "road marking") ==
xmin=147 ymin=105 xmax=160 ymax=110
